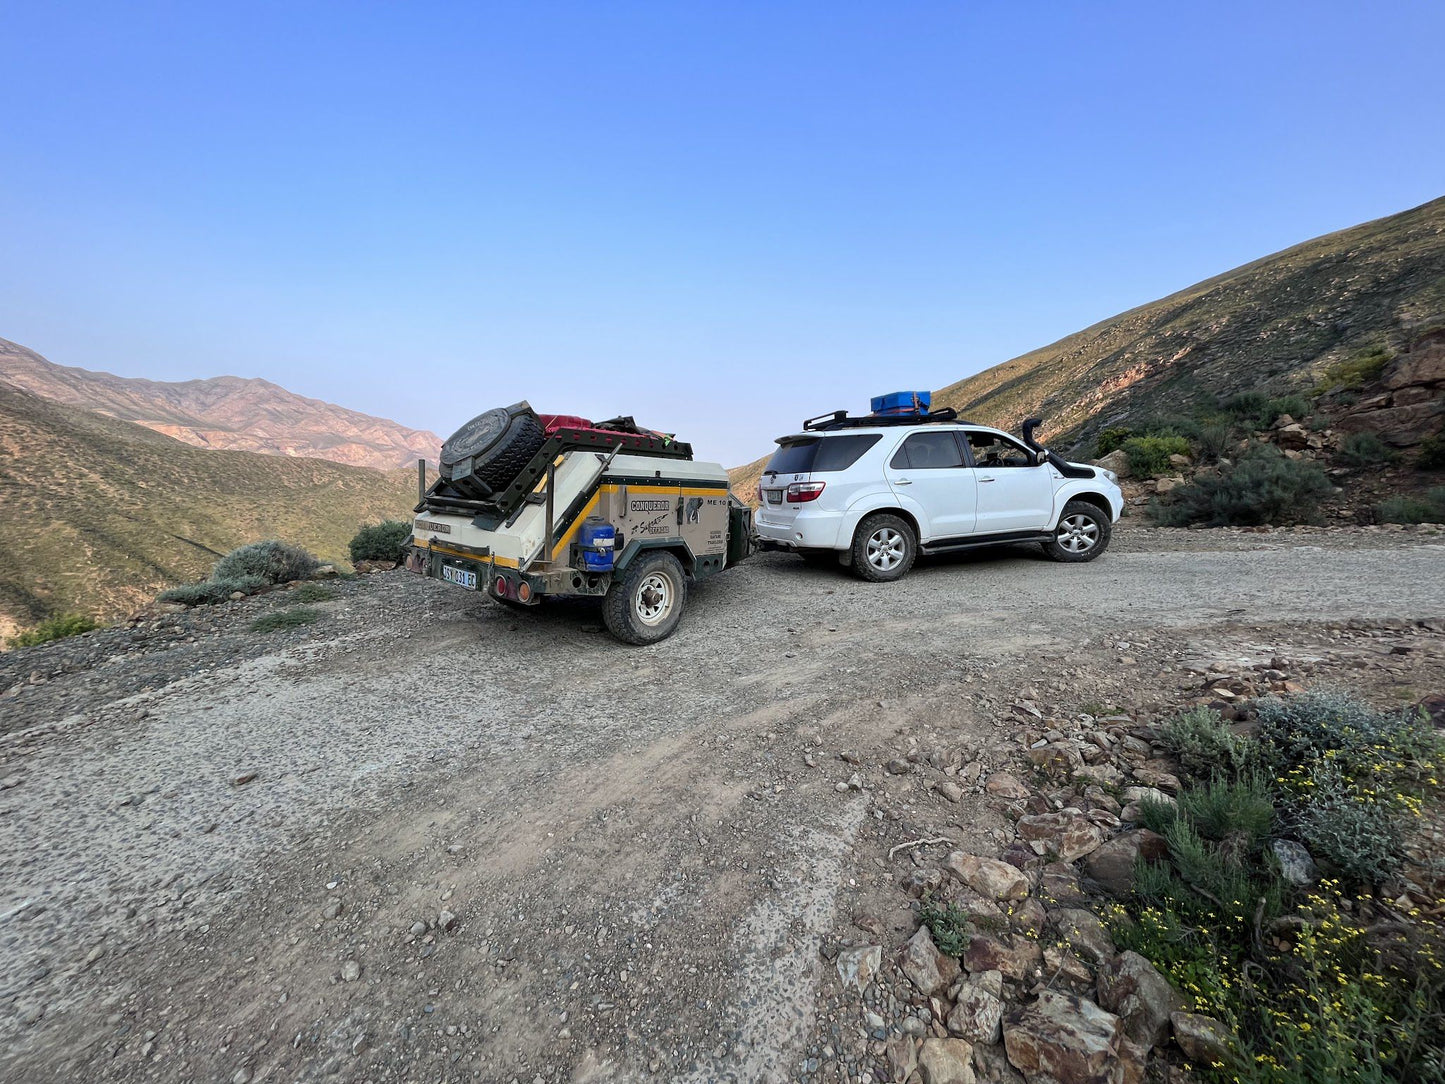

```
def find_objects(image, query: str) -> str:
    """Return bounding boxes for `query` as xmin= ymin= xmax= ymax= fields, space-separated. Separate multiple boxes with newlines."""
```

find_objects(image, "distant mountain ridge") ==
xmin=0 ymin=379 xmax=415 ymax=637
xmin=0 ymin=338 xmax=441 ymax=470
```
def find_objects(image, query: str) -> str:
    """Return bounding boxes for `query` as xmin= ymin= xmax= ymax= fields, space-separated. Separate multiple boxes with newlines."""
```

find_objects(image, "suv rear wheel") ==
xmin=1043 ymin=499 xmax=1111 ymax=562
xmin=850 ymin=514 xmax=916 ymax=582
xmin=602 ymin=551 xmax=688 ymax=645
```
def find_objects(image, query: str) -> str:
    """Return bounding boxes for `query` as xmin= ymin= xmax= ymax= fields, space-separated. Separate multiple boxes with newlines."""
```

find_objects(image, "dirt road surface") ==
xmin=2 ymin=527 xmax=1443 ymax=1082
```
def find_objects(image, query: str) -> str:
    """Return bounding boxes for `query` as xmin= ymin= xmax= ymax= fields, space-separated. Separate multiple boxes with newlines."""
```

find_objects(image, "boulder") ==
xmin=1027 ymin=742 xmax=1084 ymax=777
xmin=985 ymin=772 xmax=1033 ymax=800
xmin=1383 ymin=329 xmax=1445 ymax=389
xmin=1037 ymin=862 xmax=1089 ymax=907
xmin=1337 ymin=399 xmax=1445 ymax=446
xmin=1094 ymin=449 xmax=1129 ymax=475
xmin=1171 ymin=1012 xmax=1231 ymax=1066
xmin=1004 ymin=990 xmax=1127 ymax=1084
xmin=836 ymin=943 xmax=882 ymax=991
xmin=964 ymin=933 xmax=1043 ymax=982
xmin=1016 ymin=810 xmax=1105 ymax=862
xmin=1041 ymin=944 xmax=1096 ymax=994
xmin=902 ymin=926 xmax=961 ymax=997
xmin=919 ymin=1037 xmax=976 ymax=1084
xmin=886 ymin=1034 xmax=919 ymax=1082
xmin=1082 ymin=830 xmax=1169 ymax=897
xmin=946 ymin=853 xmax=1030 ymax=901
xmin=1274 ymin=423 xmax=1311 ymax=450
xmin=1269 ymin=839 xmax=1317 ymax=886
xmin=1048 ymin=907 xmax=1116 ymax=964
xmin=948 ymin=971 xmax=1006 ymax=1044
xmin=1097 ymin=951 xmax=1180 ymax=1046
xmin=971 ymin=1041 xmax=1028 ymax=1084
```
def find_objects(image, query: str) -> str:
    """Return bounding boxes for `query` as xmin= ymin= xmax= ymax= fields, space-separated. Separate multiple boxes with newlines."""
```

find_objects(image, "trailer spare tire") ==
xmin=439 ymin=402 xmax=547 ymax=498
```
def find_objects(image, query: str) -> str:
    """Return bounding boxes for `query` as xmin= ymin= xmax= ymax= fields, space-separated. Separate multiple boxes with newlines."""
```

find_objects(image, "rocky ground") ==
xmin=1 ymin=525 xmax=1443 ymax=1083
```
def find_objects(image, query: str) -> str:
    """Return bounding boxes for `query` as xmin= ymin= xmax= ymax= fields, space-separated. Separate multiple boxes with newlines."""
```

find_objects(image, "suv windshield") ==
xmin=765 ymin=434 xmax=881 ymax=474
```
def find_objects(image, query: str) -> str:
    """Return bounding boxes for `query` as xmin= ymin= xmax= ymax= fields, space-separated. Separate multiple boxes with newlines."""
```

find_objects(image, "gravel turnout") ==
xmin=1 ymin=525 xmax=1443 ymax=1083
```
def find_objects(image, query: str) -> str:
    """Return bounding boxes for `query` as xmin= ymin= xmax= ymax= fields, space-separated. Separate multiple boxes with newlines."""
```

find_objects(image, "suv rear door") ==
xmin=757 ymin=433 xmax=881 ymax=528
xmin=883 ymin=430 xmax=977 ymax=541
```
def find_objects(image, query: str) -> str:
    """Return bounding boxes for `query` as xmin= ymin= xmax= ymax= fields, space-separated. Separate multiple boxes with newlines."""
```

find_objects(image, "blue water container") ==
xmin=871 ymin=390 xmax=931 ymax=415
xmin=579 ymin=518 xmax=616 ymax=571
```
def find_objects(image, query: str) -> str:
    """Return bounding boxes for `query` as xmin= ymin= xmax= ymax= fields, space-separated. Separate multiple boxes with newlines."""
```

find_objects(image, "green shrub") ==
xmin=1418 ymin=432 xmax=1445 ymax=470
xmin=1316 ymin=347 xmax=1393 ymax=394
xmin=7 ymin=613 xmax=101 ymax=648
xmin=348 ymin=520 xmax=412 ymax=564
xmin=249 ymin=608 xmax=322 ymax=633
xmin=918 ymin=895 xmax=972 ymax=956
xmin=1162 ymin=707 xmax=1254 ymax=781
xmin=1219 ymin=392 xmax=1311 ymax=430
xmin=1376 ymin=487 xmax=1445 ymax=525
xmin=1294 ymin=761 xmax=1403 ymax=885
xmin=288 ymin=583 xmax=336 ymax=604
xmin=1150 ymin=443 xmax=1331 ymax=527
xmin=1095 ymin=426 xmax=1133 ymax=458
xmin=1179 ymin=772 xmax=1274 ymax=852
xmin=1337 ymin=431 xmax=1401 ymax=470
xmin=212 ymin=540 xmax=318 ymax=585
xmin=1122 ymin=435 xmax=1192 ymax=478
xmin=1194 ymin=422 xmax=1234 ymax=463
xmin=158 ymin=576 xmax=266 ymax=606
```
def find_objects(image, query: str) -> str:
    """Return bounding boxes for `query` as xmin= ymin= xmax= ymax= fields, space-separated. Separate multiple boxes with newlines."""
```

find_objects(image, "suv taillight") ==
xmin=786 ymin=482 xmax=826 ymax=503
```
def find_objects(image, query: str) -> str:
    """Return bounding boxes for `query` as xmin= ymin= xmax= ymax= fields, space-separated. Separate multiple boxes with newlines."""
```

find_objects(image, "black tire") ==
xmin=850 ymin=513 xmax=917 ymax=582
xmin=602 ymin=551 xmax=688 ymax=645
xmin=1043 ymin=499 xmax=1112 ymax=562
xmin=440 ymin=403 xmax=547 ymax=499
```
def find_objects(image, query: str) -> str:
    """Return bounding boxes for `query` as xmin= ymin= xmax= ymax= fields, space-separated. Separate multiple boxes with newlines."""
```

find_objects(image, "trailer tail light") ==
xmin=517 ymin=581 xmax=532 ymax=603
xmin=786 ymin=482 xmax=826 ymax=503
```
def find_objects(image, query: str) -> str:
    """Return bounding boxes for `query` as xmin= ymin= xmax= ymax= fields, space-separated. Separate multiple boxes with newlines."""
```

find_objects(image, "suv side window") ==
xmin=966 ymin=431 xmax=1034 ymax=468
xmin=890 ymin=431 xmax=966 ymax=470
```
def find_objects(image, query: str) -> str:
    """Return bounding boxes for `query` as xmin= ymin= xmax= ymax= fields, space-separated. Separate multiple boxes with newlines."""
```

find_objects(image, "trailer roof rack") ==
xmin=802 ymin=407 xmax=962 ymax=432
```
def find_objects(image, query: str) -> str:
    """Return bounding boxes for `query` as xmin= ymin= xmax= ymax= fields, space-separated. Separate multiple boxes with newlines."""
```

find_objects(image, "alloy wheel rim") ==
xmin=1057 ymin=514 xmax=1100 ymax=553
xmin=867 ymin=528 xmax=905 ymax=570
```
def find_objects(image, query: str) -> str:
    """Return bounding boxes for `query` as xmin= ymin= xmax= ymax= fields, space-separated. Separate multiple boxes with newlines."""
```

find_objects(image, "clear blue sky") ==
xmin=3 ymin=2 xmax=1443 ymax=466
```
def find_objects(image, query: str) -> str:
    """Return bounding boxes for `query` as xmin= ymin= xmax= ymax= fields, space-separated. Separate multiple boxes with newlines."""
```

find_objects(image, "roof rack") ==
xmin=802 ymin=407 xmax=961 ymax=432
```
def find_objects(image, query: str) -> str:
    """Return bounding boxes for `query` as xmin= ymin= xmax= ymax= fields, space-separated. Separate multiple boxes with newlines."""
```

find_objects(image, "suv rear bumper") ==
xmin=754 ymin=508 xmax=846 ymax=550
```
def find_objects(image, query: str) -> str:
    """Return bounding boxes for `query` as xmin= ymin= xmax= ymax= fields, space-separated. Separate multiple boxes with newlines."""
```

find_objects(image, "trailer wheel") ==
xmin=602 ymin=551 xmax=687 ymax=645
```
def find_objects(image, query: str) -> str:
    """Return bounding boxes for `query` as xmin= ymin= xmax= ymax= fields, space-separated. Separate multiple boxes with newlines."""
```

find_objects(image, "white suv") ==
xmin=753 ymin=411 xmax=1124 ymax=581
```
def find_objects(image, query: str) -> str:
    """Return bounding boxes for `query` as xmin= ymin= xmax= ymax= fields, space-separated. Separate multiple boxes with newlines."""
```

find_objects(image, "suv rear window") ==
xmin=765 ymin=434 xmax=881 ymax=474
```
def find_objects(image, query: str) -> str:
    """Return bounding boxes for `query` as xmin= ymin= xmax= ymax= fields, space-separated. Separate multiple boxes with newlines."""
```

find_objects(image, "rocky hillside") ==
xmin=0 ymin=337 xmax=441 ymax=471
xmin=0 ymin=380 xmax=416 ymax=637
xmin=934 ymin=195 xmax=1445 ymax=454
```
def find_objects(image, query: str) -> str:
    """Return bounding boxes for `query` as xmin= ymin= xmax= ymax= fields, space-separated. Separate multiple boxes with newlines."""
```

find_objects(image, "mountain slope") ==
xmin=0 ymin=338 xmax=441 ymax=471
xmin=934 ymin=195 xmax=1445 ymax=452
xmin=0 ymin=380 xmax=416 ymax=636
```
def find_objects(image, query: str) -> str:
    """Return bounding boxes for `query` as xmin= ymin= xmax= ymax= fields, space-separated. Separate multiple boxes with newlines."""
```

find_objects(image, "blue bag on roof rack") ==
xmin=871 ymin=390 xmax=931 ymax=415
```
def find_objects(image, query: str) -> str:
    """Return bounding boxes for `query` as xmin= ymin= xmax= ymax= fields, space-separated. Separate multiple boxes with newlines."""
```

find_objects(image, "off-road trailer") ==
xmin=404 ymin=403 xmax=753 ymax=644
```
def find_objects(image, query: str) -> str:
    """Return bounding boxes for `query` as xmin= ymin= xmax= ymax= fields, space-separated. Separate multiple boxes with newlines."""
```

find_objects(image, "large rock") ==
xmin=1016 ymin=810 xmax=1104 ymax=862
xmin=986 ymin=773 xmax=1033 ymax=800
xmin=964 ymin=933 xmax=1044 ymax=982
xmin=1004 ymin=990 xmax=1128 ymax=1084
xmin=1082 ymin=830 xmax=1168 ymax=896
xmin=902 ymin=926 xmax=962 ymax=997
xmin=1171 ymin=1011 xmax=1231 ymax=1066
xmin=1093 ymin=448 xmax=1129 ymax=475
xmin=1097 ymin=951 xmax=1180 ymax=1046
xmin=886 ymin=1034 xmax=919 ymax=1082
xmin=836 ymin=943 xmax=882 ymax=991
xmin=1383 ymin=329 xmax=1445 ymax=389
xmin=1269 ymin=838 xmax=1317 ymax=886
xmin=919 ymin=1037 xmax=976 ymax=1084
xmin=948 ymin=971 xmax=1006 ymax=1044
xmin=1048 ymin=907 xmax=1116 ymax=964
xmin=947 ymin=852 xmax=1030 ymax=901
xmin=1027 ymin=742 xmax=1084 ymax=777
xmin=1338 ymin=399 xmax=1445 ymax=446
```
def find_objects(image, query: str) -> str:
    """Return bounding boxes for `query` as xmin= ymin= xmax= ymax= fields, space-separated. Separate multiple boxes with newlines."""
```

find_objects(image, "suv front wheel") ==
xmin=850 ymin=514 xmax=917 ymax=582
xmin=1043 ymin=499 xmax=1111 ymax=563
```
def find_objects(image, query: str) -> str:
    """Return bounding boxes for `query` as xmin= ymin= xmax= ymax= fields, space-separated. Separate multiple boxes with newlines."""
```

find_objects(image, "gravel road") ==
xmin=1 ymin=526 xmax=1443 ymax=1082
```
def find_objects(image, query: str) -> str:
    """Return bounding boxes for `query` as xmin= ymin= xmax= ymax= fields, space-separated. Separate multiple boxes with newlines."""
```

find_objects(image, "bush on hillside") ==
xmin=1376 ymin=486 xmax=1445 ymax=525
xmin=1121 ymin=434 xmax=1192 ymax=478
xmin=1150 ymin=443 xmax=1331 ymax=526
xmin=1418 ymin=432 xmax=1445 ymax=470
xmin=349 ymin=520 xmax=412 ymax=564
xmin=1336 ymin=431 xmax=1401 ymax=470
xmin=157 ymin=576 xmax=266 ymax=606
xmin=1219 ymin=391 xmax=1312 ymax=430
xmin=212 ymin=540 xmax=318 ymax=585
xmin=1315 ymin=346 xmax=1393 ymax=394
xmin=1193 ymin=421 xmax=1233 ymax=463
xmin=7 ymin=613 xmax=100 ymax=649
xmin=1094 ymin=426 xmax=1133 ymax=458
xmin=249 ymin=607 xmax=322 ymax=633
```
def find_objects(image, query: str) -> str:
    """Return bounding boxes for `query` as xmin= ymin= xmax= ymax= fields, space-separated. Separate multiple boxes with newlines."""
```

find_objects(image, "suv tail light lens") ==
xmin=786 ymin=482 xmax=826 ymax=503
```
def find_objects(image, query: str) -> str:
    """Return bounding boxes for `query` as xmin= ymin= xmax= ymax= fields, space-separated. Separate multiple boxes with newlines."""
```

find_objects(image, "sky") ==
xmin=3 ymin=2 xmax=1444 ymax=467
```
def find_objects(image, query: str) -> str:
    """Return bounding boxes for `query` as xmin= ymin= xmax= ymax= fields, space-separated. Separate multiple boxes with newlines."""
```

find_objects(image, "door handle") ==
xmin=979 ymin=476 xmax=997 ymax=483
xmin=894 ymin=478 xmax=912 ymax=485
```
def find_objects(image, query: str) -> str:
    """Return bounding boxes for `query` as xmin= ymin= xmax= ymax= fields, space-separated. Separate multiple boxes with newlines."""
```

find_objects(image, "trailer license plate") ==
xmin=442 ymin=566 xmax=477 ymax=590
